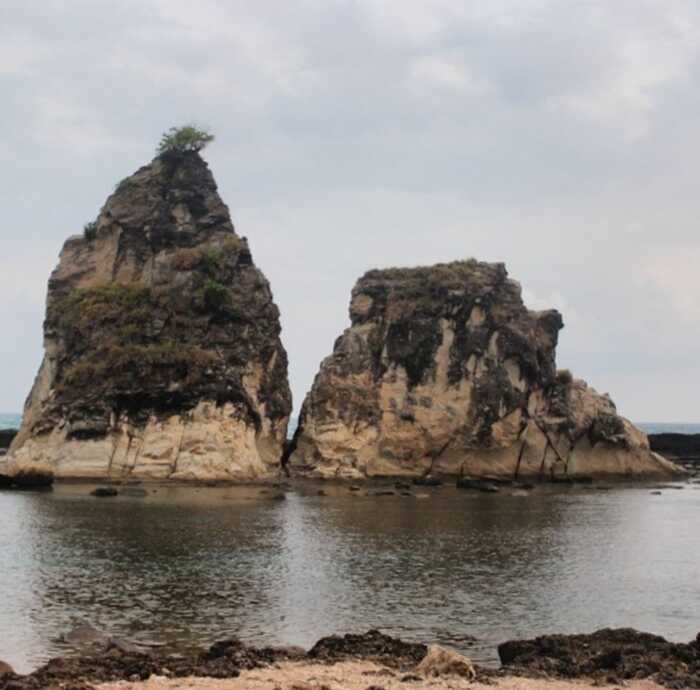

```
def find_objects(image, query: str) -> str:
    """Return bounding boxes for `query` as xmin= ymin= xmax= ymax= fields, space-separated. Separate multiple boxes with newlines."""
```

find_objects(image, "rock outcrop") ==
xmin=288 ymin=260 xmax=679 ymax=479
xmin=5 ymin=150 xmax=291 ymax=480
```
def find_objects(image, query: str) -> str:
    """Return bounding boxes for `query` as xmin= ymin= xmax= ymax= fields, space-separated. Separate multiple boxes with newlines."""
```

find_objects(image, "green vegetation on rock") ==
xmin=200 ymin=279 xmax=230 ymax=312
xmin=83 ymin=221 xmax=98 ymax=241
xmin=157 ymin=125 xmax=214 ymax=156
xmin=64 ymin=341 xmax=217 ymax=387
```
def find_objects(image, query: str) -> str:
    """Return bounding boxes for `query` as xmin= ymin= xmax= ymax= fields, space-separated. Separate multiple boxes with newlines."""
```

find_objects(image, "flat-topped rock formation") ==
xmin=5 ymin=150 xmax=291 ymax=480
xmin=288 ymin=260 xmax=680 ymax=480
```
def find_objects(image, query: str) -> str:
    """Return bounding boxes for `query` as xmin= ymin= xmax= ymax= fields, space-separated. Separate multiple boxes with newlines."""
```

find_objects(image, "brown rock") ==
xmin=289 ymin=260 xmax=681 ymax=480
xmin=6 ymin=150 xmax=291 ymax=482
xmin=415 ymin=645 xmax=476 ymax=679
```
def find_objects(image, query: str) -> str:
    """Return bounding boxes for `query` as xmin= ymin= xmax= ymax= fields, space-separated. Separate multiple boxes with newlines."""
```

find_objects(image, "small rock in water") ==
xmin=456 ymin=477 xmax=499 ymax=493
xmin=349 ymin=485 xmax=362 ymax=492
xmin=651 ymin=491 xmax=662 ymax=495
xmin=317 ymin=489 xmax=327 ymax=496
xmin=91 ymin=487 xmax=118 ymax=497
xmin=60 ymin=622 xmax=110 ymax=649
xmin=0 ymin=660 xmax=14 ymax=676
xmin=413 ymin=476 xmax=442 ymax=487
xmin=371 ymin=489 xmax=396 ymax=496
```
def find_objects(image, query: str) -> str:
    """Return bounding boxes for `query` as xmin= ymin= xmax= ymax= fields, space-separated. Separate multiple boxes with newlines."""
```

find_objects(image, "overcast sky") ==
xmin=1 ymin=0 xmax=699 ymax=422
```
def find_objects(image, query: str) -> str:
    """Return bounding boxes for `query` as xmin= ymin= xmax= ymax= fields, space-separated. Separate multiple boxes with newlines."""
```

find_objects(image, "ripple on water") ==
xmin=0 ymin=483 xmax=698 ymax=673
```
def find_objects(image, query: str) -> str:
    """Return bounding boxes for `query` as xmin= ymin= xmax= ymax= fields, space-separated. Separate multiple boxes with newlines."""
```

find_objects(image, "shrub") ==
xmin=556 ymin=369 xmax=574 ymax=385
xmin=201 ymin=279 xmax=230 ymax=312
xmin=63 ymin=342 xmax=218 ymax=387
xmin=201 ymin=247 xmax=224 ymax=277
xmin=170 ymin=247 xmax=202 ymax=271
xmin=50 ymin=284 xmax=155 ymax=337
xmin=114 ymin=177 xmax=135 ymax=194
xmin=83 ymin=221 xmax=98 ymax=241
xmin=157 ymin=125 xmax=214 ymax=155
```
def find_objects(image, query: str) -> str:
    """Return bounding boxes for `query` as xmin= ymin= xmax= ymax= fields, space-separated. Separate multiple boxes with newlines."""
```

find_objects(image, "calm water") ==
xmin=1 ymin=481 xmax=699 ymax=673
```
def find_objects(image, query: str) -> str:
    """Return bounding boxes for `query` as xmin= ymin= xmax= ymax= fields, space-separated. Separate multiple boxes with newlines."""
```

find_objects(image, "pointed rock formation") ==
xmin=6 ymin=150 xmax=291 ymax=480
xmin=288 ymin=260 xmax=679 ymax=479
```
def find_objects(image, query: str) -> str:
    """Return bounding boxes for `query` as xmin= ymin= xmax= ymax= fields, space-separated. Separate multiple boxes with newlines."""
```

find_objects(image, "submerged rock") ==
xmin=91 ymin=487 xmax=118 ymax=498
xmin=289 ymin=260 xmax=680 ymax=480
xmin=6 ymin=149 xmax=291 ymax=482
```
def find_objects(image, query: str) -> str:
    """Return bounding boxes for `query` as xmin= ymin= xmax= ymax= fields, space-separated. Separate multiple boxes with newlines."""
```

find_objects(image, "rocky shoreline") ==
xmin=648 ymin=434 xmax=700 ymax=474
xmin=1 ymin=628 xmax=698 ymax=690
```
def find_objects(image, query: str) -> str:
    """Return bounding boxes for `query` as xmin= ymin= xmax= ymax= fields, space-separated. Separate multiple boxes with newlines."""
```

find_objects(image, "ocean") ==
xmin=1 ymin=414 xmax=699 ymax=435
xmin=0 ymin=413 xmax=21 ymax=430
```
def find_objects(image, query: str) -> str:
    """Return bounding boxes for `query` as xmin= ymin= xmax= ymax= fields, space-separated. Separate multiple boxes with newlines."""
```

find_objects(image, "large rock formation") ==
xmin=5 ymin=150 xmax=291 ymax=480
xmin=288 ymin=260 xmax=679 ymax=479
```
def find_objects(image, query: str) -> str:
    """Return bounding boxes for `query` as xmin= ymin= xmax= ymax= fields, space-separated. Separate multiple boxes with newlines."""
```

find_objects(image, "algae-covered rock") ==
xmin=6 ymin=150 xmax=291 ymax=481
xmin=288 ymin=260 xmax=679 ymax=480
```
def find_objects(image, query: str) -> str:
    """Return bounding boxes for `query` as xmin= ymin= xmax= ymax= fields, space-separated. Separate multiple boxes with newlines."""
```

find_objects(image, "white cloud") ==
xmin=0 ymin=0 xmax=699 ymax=422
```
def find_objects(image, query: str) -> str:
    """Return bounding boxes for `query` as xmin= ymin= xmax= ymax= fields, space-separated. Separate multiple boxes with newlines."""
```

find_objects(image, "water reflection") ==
xmin=1 ymin=483 xmax=698 ymax=673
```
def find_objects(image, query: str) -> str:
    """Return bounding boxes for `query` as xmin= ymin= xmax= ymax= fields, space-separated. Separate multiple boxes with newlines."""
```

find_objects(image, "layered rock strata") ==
xmin=5 ymin=151 xmax=291 ymax=480
xmin=288 ymin=260 xmax=679 ymax=479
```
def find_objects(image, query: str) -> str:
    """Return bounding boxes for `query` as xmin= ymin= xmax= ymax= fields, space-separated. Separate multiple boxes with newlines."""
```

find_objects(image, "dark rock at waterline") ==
xmin=456 ymin=477 xmax=499 ymax=493
xmin=0 ymin=429 xmax=16 ymax=450
xmin=649 ymin=433 xmax=700 ymax=472
xmin=649 ymin=433 xmax=700 ymax=456
xmin=11 ymin=469 xmax=54 ymax=490
xmin=0 ymin=660 xmax=14 ymax=677
xmin=91 ymin=487 xmax=118 ymax=498
xmin=308 ymin=630 xmax=427 ymax=669
xmin=205 ymin=638 xmax=305 ymax=669
xmin=412 ymin=476 xmax=442 ymax=487
xmin=0 ymin=474 xmax=14 ymax=489
xmin=4 ymin=637 xmax=303 ymax=688
xmin=498 ymin=627 xmax=700 ymax=688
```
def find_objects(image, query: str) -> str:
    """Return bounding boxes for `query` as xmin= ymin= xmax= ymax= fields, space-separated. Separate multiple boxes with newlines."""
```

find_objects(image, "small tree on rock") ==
xmin=157 ymin=125 xmax=214 ymax=156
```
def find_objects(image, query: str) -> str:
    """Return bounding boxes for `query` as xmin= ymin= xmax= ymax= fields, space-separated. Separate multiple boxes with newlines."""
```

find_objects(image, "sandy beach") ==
xmin=97 ymin=660 xmax=665 ymax=690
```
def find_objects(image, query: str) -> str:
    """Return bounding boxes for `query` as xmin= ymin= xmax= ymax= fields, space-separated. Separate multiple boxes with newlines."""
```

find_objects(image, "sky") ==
xmin=1 ymin=0 xmax=699 ymax=422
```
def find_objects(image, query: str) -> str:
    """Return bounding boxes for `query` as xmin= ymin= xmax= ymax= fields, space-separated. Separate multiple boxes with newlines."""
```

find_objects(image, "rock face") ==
xmin=6 ymin=151 xmax=291 ymax=480
xmin=288 ymin=260 xmax=679 ymax=479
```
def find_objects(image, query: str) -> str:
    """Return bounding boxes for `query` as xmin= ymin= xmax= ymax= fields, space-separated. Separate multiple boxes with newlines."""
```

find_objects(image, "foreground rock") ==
xmin=289 ymin=261 xmax=679 ymax=480
xmin=1 ymin=629 xmax=683 ymax=690
xmin=415 ymin=645 xmax=476 ymax=679
xmin=5 ymin=149 xmax=291 ymax=482
xmin=498 ymin=628 xmax=700 ymax=688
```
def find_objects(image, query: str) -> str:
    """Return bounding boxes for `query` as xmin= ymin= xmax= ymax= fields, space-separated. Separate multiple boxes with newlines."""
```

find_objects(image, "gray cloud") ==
xmin=1 ymin=0 xmax=699 ymax=421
